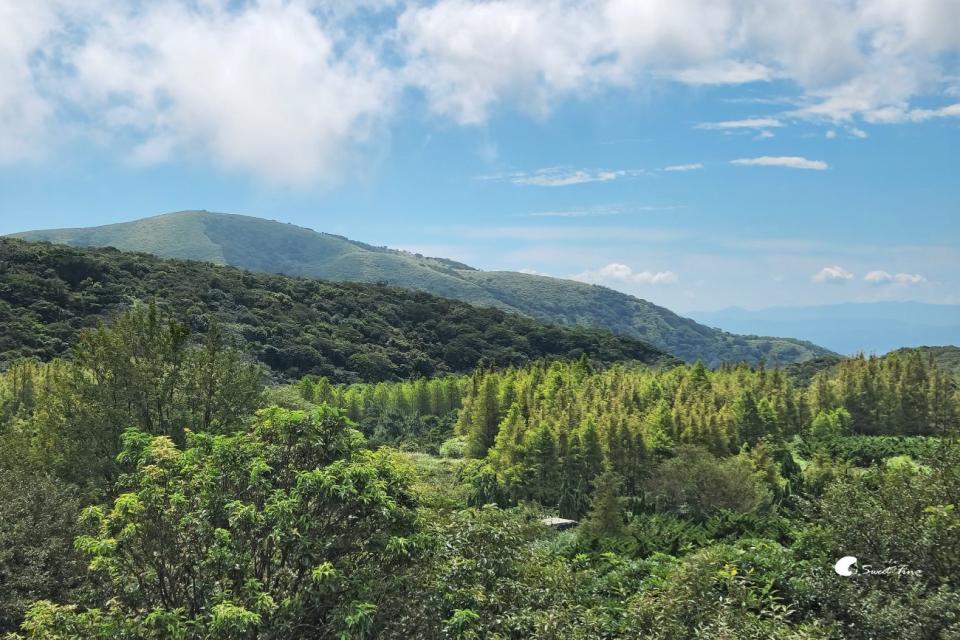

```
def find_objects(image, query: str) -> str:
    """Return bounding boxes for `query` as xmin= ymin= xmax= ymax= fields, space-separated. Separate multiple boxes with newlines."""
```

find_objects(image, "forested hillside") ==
xmin=2 ymin=301 xmax=957 ymax=638
xmin=0 ymin=238 xmax=672 ymax=381
xmin=300 ymin=351 xmax=957 ymax=513
xmin=12 ymin=211 xmax=833 ymax=366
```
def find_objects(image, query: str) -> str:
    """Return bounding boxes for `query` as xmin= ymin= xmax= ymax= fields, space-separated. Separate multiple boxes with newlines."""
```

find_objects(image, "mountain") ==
xmin=888 ymin=346 xmax=960 ymax=379
xmin=689 ymin=302 xmax=960 ymax=356
xmin=783 ymin=345 xmax=960 ymax=388
xmin=0 ymin=238 xmax=675 ymax=381
xmin=12 ymin=210 xmax=833 ymax=366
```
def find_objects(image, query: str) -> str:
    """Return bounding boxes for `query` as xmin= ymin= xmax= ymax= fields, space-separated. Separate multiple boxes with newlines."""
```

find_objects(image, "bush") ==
xmin=644 ymin=446 xmax=774 ymax=520
xmin=439 ymin=435 xmax=468 ymax=459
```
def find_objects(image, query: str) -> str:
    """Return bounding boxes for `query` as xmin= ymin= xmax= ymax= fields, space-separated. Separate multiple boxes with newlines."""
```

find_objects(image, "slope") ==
xmin=13 ymin=211 xmax=833 ymax=366
xmin=0 ymin=238 xmax=676 ymax=382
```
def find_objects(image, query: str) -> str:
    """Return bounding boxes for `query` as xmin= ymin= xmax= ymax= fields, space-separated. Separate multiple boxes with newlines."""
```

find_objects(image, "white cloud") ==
xmin=812 ymin=265 xmax=854 ymax=283
xmin=480 ymin=167 xmax=646 ymax=187
xmin=2 ymin=0 xmax=960 ymax=180
xmin=696 ymin=117 xmax=783 ymax=130
xmin=864 ymin=270 xmax=892 ymax=284
xmin=69 ymin=2 xmax=395 ymax=186
xmin=663 ymin=163 xmax=704 ymax=172
xmin=572 ymin=263 xmax=679 ymax=285
xmin=731 ymin=156 xmax=828 ymax=170
xmin=669 ymin=60 xmax=774 ymax=85
xmin=864 ymin=270 xmax=927 ymax=285
xmin=825 ymin=130 xmax=837 ymax=139
xmin=399 ymin=0 xmax=960 ymax=126
xmin=0 ymin=1 xmax=59 ymax=163
xmin=896 ymin=273 xmax=927 ymax=285
xmin=0 ymin=1 xmax=395 ymax=185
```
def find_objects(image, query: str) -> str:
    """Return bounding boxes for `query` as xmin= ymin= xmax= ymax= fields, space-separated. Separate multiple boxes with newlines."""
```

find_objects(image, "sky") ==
xmin=0 ymin=0 xmax=958 ymax=313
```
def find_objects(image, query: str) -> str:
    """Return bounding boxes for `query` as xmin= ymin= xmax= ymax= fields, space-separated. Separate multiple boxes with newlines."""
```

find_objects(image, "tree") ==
xmin=732 ymin=389 xmax=765 ymax=447
xmin=644 ymin=446 xmax=772 ymax=520
xmin=19 ymin=405 xmax=418 ymax=640
xmin=558 ymin=433 xmax=590 ymax=518
xmin=36 ymin=303 xmax=264 ymax=487
xmin=464 ymin=375 xmax=500 ymax=458
xmin=0 ymin=470 xmax=85 ymax=634
xmin=520 ymin=423 xmax=561 ymax=506
xmin=578 ymin=465 xmax=627 ymax=543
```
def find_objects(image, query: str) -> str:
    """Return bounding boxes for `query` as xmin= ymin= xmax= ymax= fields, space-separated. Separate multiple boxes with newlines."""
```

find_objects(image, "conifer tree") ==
xmin=465 ymin=375 xmax=501 ymax=458
xmin=578 ymin=465 xmax=626 ymax=542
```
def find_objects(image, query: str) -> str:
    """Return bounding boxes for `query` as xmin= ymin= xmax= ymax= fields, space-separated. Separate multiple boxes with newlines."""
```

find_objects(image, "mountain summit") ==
xmin=12 ymin=210 xmax=832 ymax=366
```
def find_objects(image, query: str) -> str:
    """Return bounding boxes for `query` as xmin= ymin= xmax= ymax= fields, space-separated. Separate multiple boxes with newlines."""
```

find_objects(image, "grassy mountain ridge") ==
xmin=13 ymin=211 xmax=833 ymax=366
xmin=0 ymin=238 xmax=675 ymax=381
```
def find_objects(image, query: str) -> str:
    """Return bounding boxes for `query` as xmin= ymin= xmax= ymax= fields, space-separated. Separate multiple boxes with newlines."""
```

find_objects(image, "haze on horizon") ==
xmin=1 ymin=0 xmax=958 ymax=313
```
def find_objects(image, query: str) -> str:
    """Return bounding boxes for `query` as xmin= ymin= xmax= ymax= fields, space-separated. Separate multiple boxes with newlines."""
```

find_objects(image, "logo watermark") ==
xmin=834 ymin=555 xmax=922 ymax=578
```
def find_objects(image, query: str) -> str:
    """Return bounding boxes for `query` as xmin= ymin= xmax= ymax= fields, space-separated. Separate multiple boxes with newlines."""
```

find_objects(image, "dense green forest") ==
xmin=0 ymin=238 xmax=672 ymax=381
xmin=12 ymin=211 xmax=834 ymax=366
xmin=2 ymin=299 xmax=958 ymax=639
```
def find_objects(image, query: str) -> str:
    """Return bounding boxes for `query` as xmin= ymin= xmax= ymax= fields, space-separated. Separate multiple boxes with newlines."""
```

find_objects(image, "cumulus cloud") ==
xmin=663 ymin=163 xmax=704 ymax=172
xmin=812 ymin=265 xmax=854 ymax=283
xmin=70 ymin=2 xmax=395 ymax=186
xmin=864 ymin=270 xmax=927 ymax=285
xmin=0 ymin=1 xmax=395 ymax=185
xmin=399 ymin=0 xmax=960 ymax=125
xmin=573 ymin=263 xmax=679 ymax=285
xmin=731 ymin=156 xmax=829 ymax=170
xmin=0 ymin=1 xmax=59 ymax=163
xmin=2 ymin=0 xmax=960 ymax=181
xmin=479 ymin=167 xmax=646 ymax=187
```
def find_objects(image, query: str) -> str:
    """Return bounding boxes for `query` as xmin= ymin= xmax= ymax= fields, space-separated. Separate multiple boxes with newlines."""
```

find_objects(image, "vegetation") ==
xmin=12 ymin=210 xmax=834 ymax=366
xmin=447 ymin=352 xmax=956 ymax=514
xmin=888 ymin=345 xmax=960 ymax=379
xmin=0 ymin=237 xmax=672 ymax=381
xmin=0 ymin=295 xmax=957 ymax=637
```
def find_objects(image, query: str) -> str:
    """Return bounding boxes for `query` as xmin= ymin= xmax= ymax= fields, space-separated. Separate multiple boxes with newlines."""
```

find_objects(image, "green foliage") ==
xmin=809 ymin=407 xmax=853 ymax=441
xmin=0 ymin=234 xmax=957 ymax=638
xmin=449 ymin=356 xmax=957 ymax=513
xmin=800 ymin=434 xmax=941 ymax=466
xmin=18 ymin=405 xmax=418 ymax=639
xmin=815 ymin=350 xmax=959 ymax=436
xmin=13 ymin=211 xmax=832 ymax=366
xmin=0 ymin=303 xmax=264 ymax=487
xmin=295 ymin=374 xmax=468 ymax=452
xmin=456 ymin=360 xmax=807 ymax=511
xmin=645 ymin=446 xmax=776 ymax=520
xmin=439 ymin=435 xmax=469 ymax=459
xmin=0 ymin=470 xmax=87 ymax=633
xmin=790 ymin=443 xmax=960 ymax=639
xmin=577 ymin=466 xmax=628 ymax=544
xmin=0 ymin=237 xmax=672 ymax=381
xmin=626 ymin=539 xmax=837 ymax=639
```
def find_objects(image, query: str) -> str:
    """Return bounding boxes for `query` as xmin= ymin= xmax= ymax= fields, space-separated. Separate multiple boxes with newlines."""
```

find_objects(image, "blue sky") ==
xmin=1 ymin=1 xmax=958 ymax=312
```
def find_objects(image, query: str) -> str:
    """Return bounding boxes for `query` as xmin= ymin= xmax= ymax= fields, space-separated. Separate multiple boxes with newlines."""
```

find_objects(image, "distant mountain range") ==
xmin=688 ymin=302 xmax=959 ymax=356
xmin=11 ymin=210 xmax=833 ymax=366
